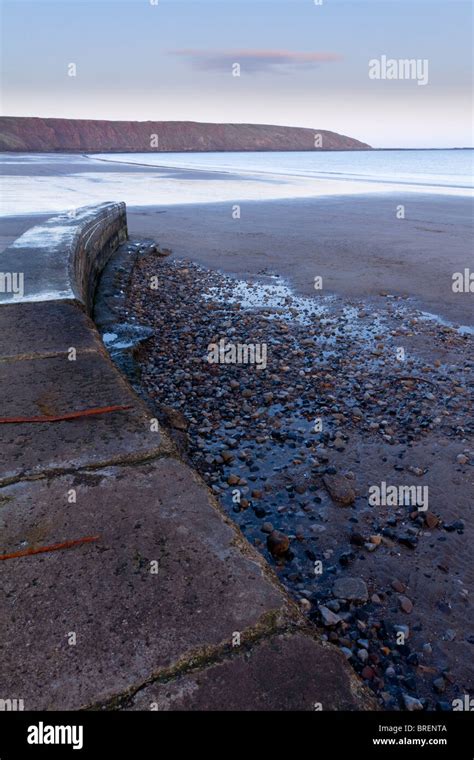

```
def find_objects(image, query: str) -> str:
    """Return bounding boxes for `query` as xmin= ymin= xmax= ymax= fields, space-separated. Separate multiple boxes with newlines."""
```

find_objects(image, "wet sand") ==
xmin=1 ymin=153 xmax=472 ymax=327
xmin=128 ymin=195 xmax=473 ymax=327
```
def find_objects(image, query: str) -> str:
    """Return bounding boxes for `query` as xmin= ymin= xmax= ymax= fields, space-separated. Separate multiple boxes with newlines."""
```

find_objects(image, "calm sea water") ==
xmin=96 ymin=149 xmax=474 ymax=192
xmin=1 ymin=149 xmax=472 ymax=215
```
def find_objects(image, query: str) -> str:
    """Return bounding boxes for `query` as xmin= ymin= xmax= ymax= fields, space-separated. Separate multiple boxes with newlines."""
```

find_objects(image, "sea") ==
xmin=0 ymin=149 xmax=472 ymax=216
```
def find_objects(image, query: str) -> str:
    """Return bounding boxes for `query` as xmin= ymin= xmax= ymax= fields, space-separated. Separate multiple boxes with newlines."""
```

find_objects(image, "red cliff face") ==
xmin=0 ymin=117 xmax=371 ymax=152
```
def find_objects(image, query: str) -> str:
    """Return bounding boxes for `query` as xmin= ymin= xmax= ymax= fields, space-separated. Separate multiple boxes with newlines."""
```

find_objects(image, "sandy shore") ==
xmin=3 ymin=193 xmax=471 ymax=326
xmin=1 ymin=153 xmax=472 ymax=327
xmin=127 ymin=195 xmax=473 ymax=327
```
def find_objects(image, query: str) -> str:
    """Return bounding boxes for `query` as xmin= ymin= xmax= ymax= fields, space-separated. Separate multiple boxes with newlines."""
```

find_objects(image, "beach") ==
xmin=127 ymin=194 xmax=473 ymax=327
xmin=2 ymin=151 xmax=473 ymax=710
xmin=1 ymin=151 xmax=473 ymax=327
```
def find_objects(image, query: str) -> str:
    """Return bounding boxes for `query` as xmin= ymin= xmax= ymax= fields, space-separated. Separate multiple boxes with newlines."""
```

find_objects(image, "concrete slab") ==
xmin=126 ymin=632 xmax=373 ymax=711
xmin=0 ymin=459 xmax=291 ymax=710
xmin=0 ymin=351 xmax=163 ymax=483
xmin=0 ymin=300 xmax=102 ymax=360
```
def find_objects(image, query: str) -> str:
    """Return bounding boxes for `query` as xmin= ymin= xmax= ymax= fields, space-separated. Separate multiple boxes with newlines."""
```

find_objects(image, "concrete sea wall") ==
xmin=0 ymin=201 xmax=127 ymax=313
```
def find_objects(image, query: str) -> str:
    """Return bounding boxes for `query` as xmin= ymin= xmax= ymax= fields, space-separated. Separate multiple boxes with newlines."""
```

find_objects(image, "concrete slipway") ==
xmin=0 ymin=203 xmax=373 ymax=710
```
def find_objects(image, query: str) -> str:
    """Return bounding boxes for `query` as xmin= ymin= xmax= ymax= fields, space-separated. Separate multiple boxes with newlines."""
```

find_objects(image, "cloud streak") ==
xmin=170 ymin=49 xmax=343 ymax=73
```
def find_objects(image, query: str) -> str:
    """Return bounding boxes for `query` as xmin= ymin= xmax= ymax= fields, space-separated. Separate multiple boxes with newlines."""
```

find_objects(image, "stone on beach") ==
xmin=333 ymin=577 xmax=369 ymax=603
xmin=322 ymin=474 xmax=356 ymax=506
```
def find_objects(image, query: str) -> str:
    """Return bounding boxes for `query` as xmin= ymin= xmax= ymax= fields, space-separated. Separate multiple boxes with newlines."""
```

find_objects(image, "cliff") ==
xmin=0 ymin=117 xmax=371 ymax=153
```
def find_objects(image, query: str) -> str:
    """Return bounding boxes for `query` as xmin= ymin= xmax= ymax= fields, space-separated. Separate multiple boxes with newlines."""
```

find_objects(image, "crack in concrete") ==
xmin=0 ymin=443 xmax=178 ymax=489
xmin=83 ymin=615 xmax=302 ymax=711
xmin=0 ymin=347 xmax=101 ymax=364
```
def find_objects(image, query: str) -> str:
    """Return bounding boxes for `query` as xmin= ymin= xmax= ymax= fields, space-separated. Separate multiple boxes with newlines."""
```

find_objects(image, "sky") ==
xmin=1 ymin=0 xmax=472 ymax=148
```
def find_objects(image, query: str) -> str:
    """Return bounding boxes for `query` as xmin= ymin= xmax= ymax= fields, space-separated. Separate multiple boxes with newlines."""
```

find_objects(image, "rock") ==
xmin=161 ymin=406 xmax=188 ymax=431
xmin=340 ymin=646 xmax=352 ymax=659
xmin=323 ymin=474 xmax=356 ymax=506
xmin=398 ymin=595 xmax=414 ymax=614
xmin=333 ymin=577 xmax=368 ymax=602
xmin=338 ymin=551 xmax=355 ymax=567
xmin=398 ymin=534 xmax=418 ymax=549
xmin=266 ymin=530 xmax=290 ymax=557
xmin=442 ymin=629 xmax=456 ymax=642
xmin=424 ymin=511 xmax=439 ymax=529
xmin=262 ymin=522 xmax=274 ymax=534
xmin=369 ymin=535 xmax=382 ymax=545
xmin=456 ymin=454 xmax=468 ymax=465
xmin=227 ymin=474 xmax=240 ymax=486
xmin=433 ymin=677 xmax=446 ymax=694
xmin=391 ymin=579 xmax=406 ymax=593
xmin=444 ymin=520 xmax=464 ymax=533
xmin=361 ymin=666 xmax=375 ymax=680
xmin=403 ymin=694 xmax=424 ymax=711
xmin=358 ymin=649 xmax=369 ymax=663
xmin=319 ymin=605 xmax=342 ymax=626
xmin=350 ymin=532 xmax=365 ymax=546
xmin=299 ymin=598 xmax=311 ymax=612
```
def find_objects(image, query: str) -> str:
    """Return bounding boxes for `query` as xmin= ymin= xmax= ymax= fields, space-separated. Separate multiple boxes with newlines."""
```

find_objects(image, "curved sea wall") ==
xmin=0 ymin=201 xmax=127 ymax=313
xmin=0 ymin=203 xmax=373 ymax=711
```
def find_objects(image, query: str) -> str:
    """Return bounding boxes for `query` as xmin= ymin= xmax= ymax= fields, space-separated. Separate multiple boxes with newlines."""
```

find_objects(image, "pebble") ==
xmin=322 ymin=474 xmax=356 ymax=506
xmin=433 ymin=677 xmax=446 ymax=694
xmin=266 ymin=530 xmax=290 ymax=557
xmin=424 ymin=511 xmax=439 ymax=529
xmin=403 ymin=694 xmax=424 ymax=711
xmin=391 ymin=579 xmax=406 ymax=593
xmin=161 ymin=406 xmax=188 ymax=431
xmin=333 ymin=577 xmax=369 ymax=603
xmin=398 ymin=595 xmax=414 ymax=614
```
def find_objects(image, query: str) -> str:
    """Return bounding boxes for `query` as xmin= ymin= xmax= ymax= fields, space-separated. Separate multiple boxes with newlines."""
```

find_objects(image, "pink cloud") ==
xmin=170 ymin=49 xmax=343 ymax=72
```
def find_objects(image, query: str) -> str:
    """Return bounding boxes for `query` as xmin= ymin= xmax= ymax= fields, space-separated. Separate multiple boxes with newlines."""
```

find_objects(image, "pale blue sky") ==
xmin=1 ymin=0 xmax=472 ymax=147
